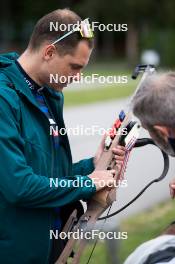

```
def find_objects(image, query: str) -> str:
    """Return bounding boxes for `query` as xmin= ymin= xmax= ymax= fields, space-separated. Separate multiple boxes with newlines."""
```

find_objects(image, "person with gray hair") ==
xmin=132 ymin=72 xmax=175 ymax=197
xmin=125 ymin=72 xmax=175 ymax=264
xmin=132 ymin=72 xmax=175 ymax=156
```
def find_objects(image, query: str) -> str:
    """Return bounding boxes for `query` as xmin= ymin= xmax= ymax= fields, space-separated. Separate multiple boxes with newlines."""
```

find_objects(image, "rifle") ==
xmin=55 ymin=65 xmax=160 ymax=264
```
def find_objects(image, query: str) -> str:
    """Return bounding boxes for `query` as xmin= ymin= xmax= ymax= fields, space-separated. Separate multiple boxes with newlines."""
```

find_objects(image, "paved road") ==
xmin=64 ymin=98 xmax=175 ymax=229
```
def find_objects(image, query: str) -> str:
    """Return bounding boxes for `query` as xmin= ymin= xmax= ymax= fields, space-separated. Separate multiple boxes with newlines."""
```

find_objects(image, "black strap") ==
xmin=98 ymin=138 xmax=169 ymax=220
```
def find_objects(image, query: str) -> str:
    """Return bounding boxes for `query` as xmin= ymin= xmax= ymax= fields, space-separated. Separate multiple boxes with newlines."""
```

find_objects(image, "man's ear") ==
xmin=43 ymin=45 xmax=57 ymax=60
xmin=153 ymin=125 xmax=169 ymax=141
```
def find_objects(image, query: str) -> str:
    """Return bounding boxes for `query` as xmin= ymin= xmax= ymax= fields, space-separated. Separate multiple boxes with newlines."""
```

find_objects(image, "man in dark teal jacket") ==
xmin=0 ymin=9 xmax=125 ymax=263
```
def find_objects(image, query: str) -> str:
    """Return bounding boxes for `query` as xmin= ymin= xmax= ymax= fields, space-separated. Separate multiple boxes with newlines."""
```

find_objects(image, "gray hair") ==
xmin=132 ymin=72 xmax=175 ymax=128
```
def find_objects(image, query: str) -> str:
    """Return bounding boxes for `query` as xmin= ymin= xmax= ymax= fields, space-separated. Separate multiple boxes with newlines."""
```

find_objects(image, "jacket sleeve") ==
xmin=0 ymin=92 xmax=96 ymax=208
xmin=72 ymin=158 xmax=95 ymax=176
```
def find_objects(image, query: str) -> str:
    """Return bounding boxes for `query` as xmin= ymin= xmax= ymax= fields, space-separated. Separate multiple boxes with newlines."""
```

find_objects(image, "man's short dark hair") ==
xmin=28 ymin=9 xmax=94 ymax=55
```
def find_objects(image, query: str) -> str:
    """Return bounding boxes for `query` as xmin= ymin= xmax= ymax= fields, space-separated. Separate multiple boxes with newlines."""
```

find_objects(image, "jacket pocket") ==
xmin=23 ymin=139 xmax=51 ymax=178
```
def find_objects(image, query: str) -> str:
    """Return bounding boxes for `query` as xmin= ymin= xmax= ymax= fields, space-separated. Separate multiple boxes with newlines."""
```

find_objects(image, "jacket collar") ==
xmin=0 ymin=55 xmax=63 ymax=114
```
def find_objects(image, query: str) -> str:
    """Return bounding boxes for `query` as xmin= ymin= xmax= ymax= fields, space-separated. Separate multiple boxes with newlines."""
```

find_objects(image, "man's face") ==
xmin=42 ymin=40 xmax=92 ymax=91
xmin=143 ymin=124 xmax=175 ymax=156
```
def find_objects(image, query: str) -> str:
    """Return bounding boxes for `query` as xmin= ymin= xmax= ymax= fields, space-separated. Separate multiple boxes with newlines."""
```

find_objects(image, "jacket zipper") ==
xmin=41 ymin=92 xmax=55 ymax=179
xmin=41 ymin=92 xmax=56 ymax=264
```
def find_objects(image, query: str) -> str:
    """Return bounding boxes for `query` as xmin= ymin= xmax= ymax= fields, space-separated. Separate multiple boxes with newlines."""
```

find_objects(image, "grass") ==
xmin=63 ymin=65 xmax=137 ymax=107
xmin=64 ymin=80 xmax=138 ymax=107
xmin=119 ymin=199 xmax=175 ymax=263
xmin=77 ymin=199 xmax=175 ymax=264
xmin=83 ymin=65 xmax=130 ymax=77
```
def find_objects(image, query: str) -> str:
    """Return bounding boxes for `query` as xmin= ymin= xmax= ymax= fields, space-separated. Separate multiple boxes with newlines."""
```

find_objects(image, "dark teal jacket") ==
xmin=0 ymin=52 xmax=96 ymax=263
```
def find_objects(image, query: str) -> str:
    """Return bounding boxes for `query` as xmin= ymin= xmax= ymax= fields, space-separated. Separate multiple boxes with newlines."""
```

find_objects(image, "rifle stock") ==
xmin=56 ymin=113 xmax=136 ymax=264
xmin=55 ymin=64 xmax=156 ymax=264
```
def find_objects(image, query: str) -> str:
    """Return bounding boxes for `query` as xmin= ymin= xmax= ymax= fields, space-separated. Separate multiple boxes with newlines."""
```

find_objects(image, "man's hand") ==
xmin=89 ymin=169 xmax=116 ymax=191
xmin=94 ymin=134 xmax=125 ymax=169
xmin=169 ymin=178 xmax=175 ymax=199
xmin=112 ymin=145 xmax=126 ymax=170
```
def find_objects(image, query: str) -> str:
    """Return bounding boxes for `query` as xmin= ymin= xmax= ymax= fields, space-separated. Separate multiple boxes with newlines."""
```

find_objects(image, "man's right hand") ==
xmin=88 ymin=170 xmax=116 ymax=192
